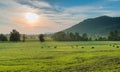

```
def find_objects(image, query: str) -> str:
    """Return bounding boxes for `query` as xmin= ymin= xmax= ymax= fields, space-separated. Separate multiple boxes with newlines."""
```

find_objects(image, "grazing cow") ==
xmin=91 ymin=47 xmax=95 ymax=49
xmin=54 ymin=46 xmax=57 ymax=48
xmin=81 ymin=47 xmax=84 ymax=48
xmin=116 ymin=46 xmax=119 ymax=48
xmin=113 ymin=45 xmax=115 ymax=47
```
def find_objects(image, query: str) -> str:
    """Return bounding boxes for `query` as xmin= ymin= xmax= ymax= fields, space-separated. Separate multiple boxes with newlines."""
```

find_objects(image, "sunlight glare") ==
xmin=25 ymin=12 xmax=39 ymax=23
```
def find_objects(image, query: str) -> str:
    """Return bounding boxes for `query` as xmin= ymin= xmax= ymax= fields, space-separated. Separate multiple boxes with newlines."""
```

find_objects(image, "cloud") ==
xmin=16 ymin=0 xmax=52 ymax=9
xmin=0 ymin=0 xmax=66 ymax=34
xmin=16 ymin=0 xmax=63 ymax=13
xmin=17 ymin=0 xmax=112 ymax=29
xmin=0 ymin=0 xmax=120 ymax=34
xmin=15 ymin=0 xmax=84 ymax=30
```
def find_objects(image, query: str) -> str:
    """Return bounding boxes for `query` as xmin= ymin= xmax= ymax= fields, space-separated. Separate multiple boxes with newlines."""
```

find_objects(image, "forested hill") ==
xmin=64 ymin=16 xmax=120 ymax=36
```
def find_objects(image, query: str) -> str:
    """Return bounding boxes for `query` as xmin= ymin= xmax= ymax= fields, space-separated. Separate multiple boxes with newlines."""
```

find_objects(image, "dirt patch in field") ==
xmin=107 ymin=57 xmax=120 ymax=65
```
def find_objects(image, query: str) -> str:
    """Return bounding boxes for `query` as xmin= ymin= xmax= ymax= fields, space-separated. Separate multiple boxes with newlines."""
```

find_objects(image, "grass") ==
xmin=0 ymin=41 xmax=120 ymax=72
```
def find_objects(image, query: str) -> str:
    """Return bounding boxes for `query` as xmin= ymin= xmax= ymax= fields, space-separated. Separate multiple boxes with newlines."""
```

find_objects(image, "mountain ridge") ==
xmin=63 ymin=16 xmax=120 ymax=36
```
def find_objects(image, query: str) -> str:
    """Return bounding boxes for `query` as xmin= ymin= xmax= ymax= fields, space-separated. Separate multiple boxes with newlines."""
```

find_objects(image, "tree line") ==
xmin=0 ymin=29 xmax=45 ymax=42
xmin=52 ymin=30 xmax=120 ymax=41
xmin=0 ymin=29 xmax=120 ymax=42
xmin=52 ymin=32 xmax=90 ymax=41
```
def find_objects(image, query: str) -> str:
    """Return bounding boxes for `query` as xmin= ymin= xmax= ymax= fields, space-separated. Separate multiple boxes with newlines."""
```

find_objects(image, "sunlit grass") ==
xmin=0 ymin=41 xmax=120 ymax=72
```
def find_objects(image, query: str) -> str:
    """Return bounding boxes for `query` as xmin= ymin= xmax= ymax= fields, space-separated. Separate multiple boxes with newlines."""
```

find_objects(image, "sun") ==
xmin=25 ymin=12 xmax=39 ymax=23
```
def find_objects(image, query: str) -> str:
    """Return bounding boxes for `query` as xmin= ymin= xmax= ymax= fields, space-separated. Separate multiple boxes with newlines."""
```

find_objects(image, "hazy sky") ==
xmin=0 ymin=0 xmax=120 ymax=34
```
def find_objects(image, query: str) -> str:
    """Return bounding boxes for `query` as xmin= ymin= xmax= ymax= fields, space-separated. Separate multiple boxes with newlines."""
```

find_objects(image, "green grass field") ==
xmin=0 ymin=41 xmax=120 ymax=72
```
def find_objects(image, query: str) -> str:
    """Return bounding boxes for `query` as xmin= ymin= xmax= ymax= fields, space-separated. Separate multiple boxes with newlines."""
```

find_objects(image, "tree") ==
xmin=52 ymin=31 xmax=66 ymax=41
xmin=88 ymin=37 xmax=92 ymax=41
xmin=39 ymin=34 xmax=45 ymax=42
xmin=22 ymin=34 xmax=26 ymax=42
xmin=10 ymin=29 xmax=20 ymax=42
xmin=69 ymin=32 xmax=75 ymax=41
xmin=108 ymin=30 xmax=120 ymax=41
xmin=65 ymin=32 xmax=71 ymax=41
xmin=0 ymin=34 xmax=8 ymax=41
xmin=81 ymin=33 xmax=88 ymax=41
xmin=97 ymin=36 xmax=107 ymax=41
xmin=75 ymin=32 xmax=81 ymax=41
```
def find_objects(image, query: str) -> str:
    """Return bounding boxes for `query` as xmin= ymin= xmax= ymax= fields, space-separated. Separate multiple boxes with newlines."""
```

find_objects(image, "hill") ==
xmin=64 ymin=16 xmax=120 ymax=36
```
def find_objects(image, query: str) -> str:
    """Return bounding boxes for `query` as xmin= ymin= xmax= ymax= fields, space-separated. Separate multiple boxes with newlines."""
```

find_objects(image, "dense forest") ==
xmin=52 ymin=30 xmax=120 ymax=41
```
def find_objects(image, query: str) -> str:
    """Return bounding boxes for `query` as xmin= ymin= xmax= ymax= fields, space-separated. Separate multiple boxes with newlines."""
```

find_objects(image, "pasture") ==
xmin=0 ymin=41 xmax=120 ymax=72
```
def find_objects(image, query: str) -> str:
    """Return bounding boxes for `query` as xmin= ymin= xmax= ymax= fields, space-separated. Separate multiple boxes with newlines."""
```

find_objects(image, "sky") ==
xmin=0 ymin=0 xmax=120 ymax=34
